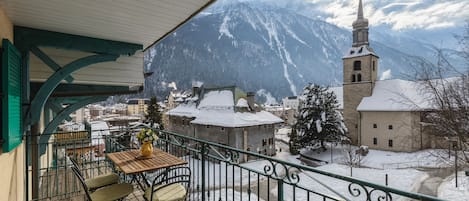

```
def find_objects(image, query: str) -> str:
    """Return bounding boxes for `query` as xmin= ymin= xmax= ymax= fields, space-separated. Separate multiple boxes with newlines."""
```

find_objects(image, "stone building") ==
xmin=340 ymin=0 xmax=446 ymax=152
xmin=166 ymin=86 xmax=283 ymax=161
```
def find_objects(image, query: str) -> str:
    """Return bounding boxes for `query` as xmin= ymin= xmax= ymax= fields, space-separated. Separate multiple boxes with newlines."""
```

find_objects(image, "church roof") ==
xmin=357 ymin=79 xmax=433 ymax=111
xmin=343 ymin=45 xmax=378 ymax=59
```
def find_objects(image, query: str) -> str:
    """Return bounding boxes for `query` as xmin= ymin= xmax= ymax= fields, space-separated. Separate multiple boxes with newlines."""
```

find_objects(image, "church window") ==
xmin=372 ymin=61 xmax=376 ymax=71
xmin=388 ymin=140 xmax=393 ymax=147
xmin=373 ymin=137 xmax=377 ymax=145
xmin=357 ymin=74 xmax=362 ymax=82
xmin=388 ymin=125 xmax=393 ymax=130
xmin=358 ymin=47 xmax=363 ymax=53
xmin=352 ymin=75 xmax=356 ymax=82
xmin=373 ymin=124 xmax=377 ymax=128
xmin=354 ymin=61 xmax=361 ymax=70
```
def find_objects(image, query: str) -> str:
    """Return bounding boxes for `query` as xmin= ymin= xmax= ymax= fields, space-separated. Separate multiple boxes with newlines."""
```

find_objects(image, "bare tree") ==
xmin=412 ymin=22 xmax=469 ymax=163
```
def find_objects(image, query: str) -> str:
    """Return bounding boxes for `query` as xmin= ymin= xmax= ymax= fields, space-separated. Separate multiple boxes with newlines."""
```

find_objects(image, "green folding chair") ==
xmin=71 ymin=166 xmax=134 ymax=201
xmin=144 ymin=166 xmax=191 ymax=201
xmin=69 ymin=157 xmax=120 ymax=191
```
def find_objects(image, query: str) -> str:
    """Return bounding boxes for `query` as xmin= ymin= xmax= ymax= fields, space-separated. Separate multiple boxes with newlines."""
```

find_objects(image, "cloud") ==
xmin=304 ymin=0 xmax=469 ymax=30
xmin=380 ymin=69 xmax=392 ymax=80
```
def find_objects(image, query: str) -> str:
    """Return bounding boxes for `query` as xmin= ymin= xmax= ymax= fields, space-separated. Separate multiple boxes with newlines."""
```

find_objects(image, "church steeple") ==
xmin=352 ymin=0 xmax=369 ymax=47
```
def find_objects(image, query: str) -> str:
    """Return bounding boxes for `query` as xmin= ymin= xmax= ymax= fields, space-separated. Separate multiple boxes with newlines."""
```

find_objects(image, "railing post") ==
xmin=165 ymin=132 xmax=169 ymax=152
xmin=278 ymin=179 xmax=284 ymax=201
xmin=31 ymin=124 xmax=40 ymax=200
xmin=201 ymin=142 xmax=206 ymax=201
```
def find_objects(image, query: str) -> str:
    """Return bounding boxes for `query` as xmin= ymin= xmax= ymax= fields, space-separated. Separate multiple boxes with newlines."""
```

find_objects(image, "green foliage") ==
xmin=288 ymin=126 xmax=301 ymax=155
xmin=294 ymin=84 xmax=347 ymax=151
xmin=146 ymin=97 xmax=163 ymax=129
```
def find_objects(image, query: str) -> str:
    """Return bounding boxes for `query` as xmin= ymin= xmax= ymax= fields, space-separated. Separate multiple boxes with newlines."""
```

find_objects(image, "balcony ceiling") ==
xmin=0 ymin=0 xmax=215 ymax=50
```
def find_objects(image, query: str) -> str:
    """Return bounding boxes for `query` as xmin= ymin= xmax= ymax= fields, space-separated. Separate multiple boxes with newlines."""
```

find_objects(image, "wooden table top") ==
xmin=106 ymin=148 xmax=187 ymax=174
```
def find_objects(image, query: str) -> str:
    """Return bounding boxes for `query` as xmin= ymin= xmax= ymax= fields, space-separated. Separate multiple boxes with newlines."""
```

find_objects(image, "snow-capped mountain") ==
xmin=144 ymin=2 xmax=459 ymax=102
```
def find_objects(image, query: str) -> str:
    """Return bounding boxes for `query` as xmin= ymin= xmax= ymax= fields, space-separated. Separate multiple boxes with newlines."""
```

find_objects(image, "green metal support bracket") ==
xmin=29 ymin=54 xmax=118 ymax=124
xmin=46 ymin=100 xmax=73 ymax=121
xmin=14 ymin=26 xmax=142 ymax=56
xmin=40 ymin=96 xmax=107 ymax=155
xmin=30 ymin=46 xmax=74 ymax=83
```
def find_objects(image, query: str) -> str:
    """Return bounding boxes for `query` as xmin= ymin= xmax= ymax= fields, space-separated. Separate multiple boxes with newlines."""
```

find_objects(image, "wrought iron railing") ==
xmin=26 ymin=128 xmax=446 ymax=201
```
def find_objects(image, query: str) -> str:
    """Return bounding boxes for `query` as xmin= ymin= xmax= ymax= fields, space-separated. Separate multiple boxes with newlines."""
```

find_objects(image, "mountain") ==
xmin=144 ymin=2 xmax=457 ymax=103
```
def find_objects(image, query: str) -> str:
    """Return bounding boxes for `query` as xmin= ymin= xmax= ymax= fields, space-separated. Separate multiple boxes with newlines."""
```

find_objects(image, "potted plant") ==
xmin=136 ymin=128 xmax=158 ymax=157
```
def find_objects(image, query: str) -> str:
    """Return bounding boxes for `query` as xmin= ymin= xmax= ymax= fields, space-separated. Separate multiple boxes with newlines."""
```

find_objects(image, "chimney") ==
xmin=246 ymin=92 xmax=256 ymax=111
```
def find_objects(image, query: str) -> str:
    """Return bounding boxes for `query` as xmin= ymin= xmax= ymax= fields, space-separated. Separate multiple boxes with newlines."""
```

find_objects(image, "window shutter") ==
xmin=2 ymin=39 xmax=22 ymax=152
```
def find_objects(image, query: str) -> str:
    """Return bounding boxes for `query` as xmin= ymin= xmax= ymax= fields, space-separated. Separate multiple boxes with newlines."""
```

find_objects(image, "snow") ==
xmin=315 ymin=119 xmax=322 ymax=132
xmin=301 ymin=144 xmax=451 ymax=169
xmin=357 ymin=79 xmax=434 ymax=111
xmin=380 ymin=69 xmax=392 ymax=80
xmin=90 ymin=121 xmax=110 ymax=146
xmin=167 ymin=89 xmax=283 ymax=127
xmin=342 ymin=45 xmax=378 ymax=59
xmin=191 ymin=110 xmax=283 ymax=127
xmin=438 ymin=171 xmax=469 ymax=201
xmin=256 ymin=89 xmax=278 ymax=105
xmin=219 ymin=16 xmax=234 ymax=39
xmin=236 ymin=98 xmax=249 ymax=108
xmin=276 ymin=164 xmax=428 ymax=201
xmin=198 ymin=90 xmax=234 ymax=109
xmin=275 ymin=127 xmax=291 ymax=143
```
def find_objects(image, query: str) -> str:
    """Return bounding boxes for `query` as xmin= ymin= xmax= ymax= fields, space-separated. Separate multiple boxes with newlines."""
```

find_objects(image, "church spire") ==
xmin=352 ymin=0 xmax=369 ymax=47
xmin=357 ymin=0 xmax=364 ymax=19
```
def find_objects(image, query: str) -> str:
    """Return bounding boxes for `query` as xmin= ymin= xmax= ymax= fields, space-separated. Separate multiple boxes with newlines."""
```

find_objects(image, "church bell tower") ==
xmin=343 ymin=0 xmax=379 ymax=145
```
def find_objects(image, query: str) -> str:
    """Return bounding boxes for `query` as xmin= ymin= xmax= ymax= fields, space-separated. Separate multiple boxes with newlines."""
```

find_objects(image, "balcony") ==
xmin=28 ymin=129 xmax=444 ymax=201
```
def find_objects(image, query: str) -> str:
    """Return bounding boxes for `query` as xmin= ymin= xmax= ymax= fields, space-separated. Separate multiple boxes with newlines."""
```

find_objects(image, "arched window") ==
xmin=352 ymin=74 xmax=356 ymax=82
xmin=354 ymin=60 xmax=361 ymax=70
xmin=357 ymin=73 xmax=362 ymax=82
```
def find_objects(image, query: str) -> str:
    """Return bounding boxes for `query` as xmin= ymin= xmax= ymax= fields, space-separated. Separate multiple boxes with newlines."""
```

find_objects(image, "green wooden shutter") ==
xmin=2 ymin=39 xmax=22 ymax=152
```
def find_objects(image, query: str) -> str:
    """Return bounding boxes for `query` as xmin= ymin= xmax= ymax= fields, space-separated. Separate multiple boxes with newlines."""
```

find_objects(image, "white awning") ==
xmin=1 ymin=0 xmax=215 ymax=49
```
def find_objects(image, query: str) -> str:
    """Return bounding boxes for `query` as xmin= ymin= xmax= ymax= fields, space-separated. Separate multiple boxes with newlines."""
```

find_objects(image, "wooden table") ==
xmin=107 ymin=148 xmax=187 ymax=189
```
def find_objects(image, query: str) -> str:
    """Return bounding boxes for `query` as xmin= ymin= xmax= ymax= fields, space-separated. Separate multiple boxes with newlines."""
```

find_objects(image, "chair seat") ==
xmin=144 ymin=183 xmax=187 ymax=201
xmin=90 ymin=183 xmax=133 ymax=201
xmin=85 ymin=172 xmax=119 ymax=190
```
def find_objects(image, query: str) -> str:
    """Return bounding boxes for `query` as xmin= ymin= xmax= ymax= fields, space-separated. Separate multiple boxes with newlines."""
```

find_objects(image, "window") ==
xmin=262 ymin=139 xmax=267 ymax=146
xmin=206 ymin=125 xmax=210 ymax=128
xmin=352 ymin=75 xmax=356 ymax=82
xmin=373 ymin=137 xmax=377 ymax=145
xmin=388 ymin=140 xmax=393 ymax=147
xmin=354 ymin=60 xmax=361 ymax=70
xmin=373 ymin=124 xmax=377 ymax=128
xmin=357 ymin=73 xmax=362 ymax=82
xmin=221 ymin=127 xmax=225 ymax=131
xmin=372 ymin=61 xmax=376 ymax=71
xmin=388 ymin=125 xmax=393 ymax=130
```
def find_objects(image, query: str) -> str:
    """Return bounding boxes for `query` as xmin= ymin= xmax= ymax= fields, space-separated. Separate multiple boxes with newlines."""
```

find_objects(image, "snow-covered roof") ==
xmin=342 ymin=45 xmax=378 ymax=59
xmin=329 ymin=87 xmax=343 ymax=110
xmin=167 ymin=89 xmax=283 ymax=127
xmin=236 ymin=98 xmax=249 ymax=108
xmin=357 ymin=79 xmax=433 ymax=111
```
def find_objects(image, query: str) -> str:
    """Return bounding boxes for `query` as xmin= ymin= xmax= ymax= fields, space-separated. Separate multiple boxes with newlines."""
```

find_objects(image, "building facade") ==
xmin=166 ymin=86 xmax=283 ymax=161
xmin=127 ymin=98 xmax=150 ymax=116
xmin=341 ymin=0 xmax=447 ymax=152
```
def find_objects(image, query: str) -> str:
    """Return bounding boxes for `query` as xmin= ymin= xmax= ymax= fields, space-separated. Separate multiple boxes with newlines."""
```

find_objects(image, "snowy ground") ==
xmin=300 ymin=144 xmax=452 ymax=169
xmin=438 ymin=171 xmax=469 ymax=201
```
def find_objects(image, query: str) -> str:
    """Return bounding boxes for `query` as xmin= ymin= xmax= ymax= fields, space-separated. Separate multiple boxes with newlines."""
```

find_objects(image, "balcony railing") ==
xmin=26 ymin=128 xmax=446 ymax=201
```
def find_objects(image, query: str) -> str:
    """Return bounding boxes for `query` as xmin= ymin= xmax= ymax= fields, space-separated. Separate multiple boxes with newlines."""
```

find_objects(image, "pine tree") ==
xmin=146 ymin=97 xmax=164 ymax=129
xmin=288 ymin=125 xmax=301 ymax=155
xmin=294 ymin=84 xmax=347 ymax=151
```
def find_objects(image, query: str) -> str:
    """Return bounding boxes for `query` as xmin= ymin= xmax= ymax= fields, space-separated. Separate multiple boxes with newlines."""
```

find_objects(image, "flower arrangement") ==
xmin=136 ymin=128 xmax=158 ymax=143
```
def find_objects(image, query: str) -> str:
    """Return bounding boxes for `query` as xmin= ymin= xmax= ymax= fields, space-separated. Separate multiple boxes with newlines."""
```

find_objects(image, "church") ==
xmin=340 ymin=0 xmax=446 ymax=152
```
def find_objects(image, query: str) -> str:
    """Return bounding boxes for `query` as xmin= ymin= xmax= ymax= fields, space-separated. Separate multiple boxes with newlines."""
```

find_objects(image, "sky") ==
xmin=231 ymin=0 xmax=469 ymax=31
xmin=308 ymin=0 xmax=469 ymax=31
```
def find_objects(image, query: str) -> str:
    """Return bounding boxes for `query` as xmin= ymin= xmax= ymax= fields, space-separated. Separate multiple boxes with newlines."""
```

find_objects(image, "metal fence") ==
xmin=26 ymin=128 xmax=446 ymax=201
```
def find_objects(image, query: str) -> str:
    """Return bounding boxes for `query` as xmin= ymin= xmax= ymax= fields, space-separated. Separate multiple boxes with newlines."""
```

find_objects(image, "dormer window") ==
xmin=353 ymin=61 xmax=361 ymax=71
xmin=358 ymin=47 xmax=363 ymax=53
xmin=350 ymin=50 xmax=355 ymax=54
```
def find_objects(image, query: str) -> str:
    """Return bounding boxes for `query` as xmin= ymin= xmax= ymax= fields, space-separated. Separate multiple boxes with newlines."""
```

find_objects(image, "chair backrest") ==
xmin=69 ymin=157 xmax=86 ymax=177
xmin=150 ymin=166 xmax=191 ymax=200
xmin=70 ymin=166 xmax=93 ymax=201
